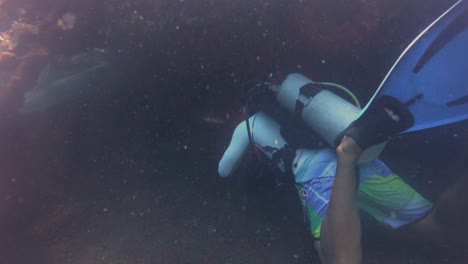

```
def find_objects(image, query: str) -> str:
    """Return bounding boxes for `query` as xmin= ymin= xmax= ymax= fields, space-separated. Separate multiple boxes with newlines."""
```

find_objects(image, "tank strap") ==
xmin=294 ymin=83 xmax=323 ymax=116
xmin=270 ymin=144 xmax=296 ymax=178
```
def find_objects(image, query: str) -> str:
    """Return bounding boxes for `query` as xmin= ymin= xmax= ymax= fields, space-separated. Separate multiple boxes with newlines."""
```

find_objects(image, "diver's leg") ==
xmin=400 ymin=209 xmax=441 ymax=243
xmin=320 ymin=136 xmax=362 ymax=264
xmin=314 ymin=240 xmax=325 ymax=263
xmin=409 ymin=174 xmax=468 ymax=245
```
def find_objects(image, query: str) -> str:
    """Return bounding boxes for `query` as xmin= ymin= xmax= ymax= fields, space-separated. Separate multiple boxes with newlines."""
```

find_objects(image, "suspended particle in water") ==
xmin=57 ymin=12 xmax=77 ymax=31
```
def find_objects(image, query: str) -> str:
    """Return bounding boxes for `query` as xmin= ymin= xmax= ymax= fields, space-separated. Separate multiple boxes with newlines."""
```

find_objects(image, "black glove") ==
xmin=335 ymin=95 xmax=415 ymax=149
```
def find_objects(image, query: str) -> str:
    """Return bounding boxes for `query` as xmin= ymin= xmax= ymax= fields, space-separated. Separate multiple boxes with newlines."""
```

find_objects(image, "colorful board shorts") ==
xmin=294 ymin=149 xmax=433 ymax=239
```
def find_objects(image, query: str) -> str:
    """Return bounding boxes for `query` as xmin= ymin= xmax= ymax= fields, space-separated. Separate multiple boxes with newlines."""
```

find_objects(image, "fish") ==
xmin=20 ymin=49 xmax=113 ymax=113
xmin=201 ymin=112 xmax=231 ymax=125
xmin=201 ymin=115 xmax=226 ymax=125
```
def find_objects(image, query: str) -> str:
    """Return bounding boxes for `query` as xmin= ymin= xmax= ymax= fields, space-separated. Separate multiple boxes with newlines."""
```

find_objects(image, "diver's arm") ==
xmin=321 ymin=135 xmax=363 ymax=264
xmin=218 ymin=112 xmax=288 ymax=177
xmin=218 ymin=119 xmax=251 ymax=177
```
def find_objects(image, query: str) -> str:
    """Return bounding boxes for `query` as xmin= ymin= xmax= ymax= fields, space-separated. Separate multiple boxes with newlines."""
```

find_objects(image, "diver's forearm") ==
xmin=321 ymin=136 xmax=362 ymax=264
xmin=329 ymin=162 xmax=359 ymax=225
xmin=321 ymin=160 xmax=362 ymax=264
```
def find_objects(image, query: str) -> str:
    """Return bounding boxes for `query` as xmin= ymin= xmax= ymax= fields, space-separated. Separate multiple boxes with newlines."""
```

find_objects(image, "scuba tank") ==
xmin=274 ymin=73 xmax=387 ymax=164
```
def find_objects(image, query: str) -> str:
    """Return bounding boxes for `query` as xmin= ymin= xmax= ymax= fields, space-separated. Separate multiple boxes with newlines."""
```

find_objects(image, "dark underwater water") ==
xmin=0 ymin=0 xmax=467 ymax=263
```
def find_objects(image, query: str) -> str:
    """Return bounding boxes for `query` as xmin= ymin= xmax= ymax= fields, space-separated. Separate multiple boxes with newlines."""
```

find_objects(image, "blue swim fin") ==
xmin=362 ymin=0 xmax=468 ymax=134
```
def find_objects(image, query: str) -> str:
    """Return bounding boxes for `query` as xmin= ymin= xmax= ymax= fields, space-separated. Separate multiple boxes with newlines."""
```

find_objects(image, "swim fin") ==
xmin=340 ymin=0 xmax=468 ymax=148
xmin=366 ymin=0 xmax=468 ymax=133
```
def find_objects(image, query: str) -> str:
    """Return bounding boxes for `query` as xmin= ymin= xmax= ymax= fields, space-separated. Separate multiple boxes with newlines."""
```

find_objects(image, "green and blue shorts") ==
xmin=294 ymin=149 xmax=433 ymax=239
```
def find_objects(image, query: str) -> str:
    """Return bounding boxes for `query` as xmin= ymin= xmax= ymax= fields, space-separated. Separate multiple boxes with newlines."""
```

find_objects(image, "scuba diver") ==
xmin=218 ymin=73 xmax=434 ymax=263
xmin=219 ymin=1 xmax=468 ymax=262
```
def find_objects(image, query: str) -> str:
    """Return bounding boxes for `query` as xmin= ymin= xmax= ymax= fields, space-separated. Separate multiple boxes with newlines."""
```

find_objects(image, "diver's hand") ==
xmin=336 ymin=135 xmax=363 ymax=166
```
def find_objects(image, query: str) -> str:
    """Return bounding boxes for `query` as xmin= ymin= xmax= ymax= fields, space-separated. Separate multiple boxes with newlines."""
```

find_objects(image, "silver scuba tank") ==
xmin=275 ymin=73 xmax=386 ymax=163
